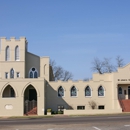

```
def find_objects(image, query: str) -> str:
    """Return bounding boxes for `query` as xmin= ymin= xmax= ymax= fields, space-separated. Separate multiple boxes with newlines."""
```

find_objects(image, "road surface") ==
xmin=0 ymin=114 xmax=130 ymax=130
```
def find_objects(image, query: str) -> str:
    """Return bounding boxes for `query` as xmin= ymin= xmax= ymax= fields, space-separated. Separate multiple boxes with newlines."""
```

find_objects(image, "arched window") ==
xmin=2 ymin=85 xmax=15 ymax=97
xmin=15 ymin=46 xmax=19 ymax=60
xmin=5 ymin=46 xmax=10 ymax=61
xmin=34 ymin=71 xmax=38 ymax=78
xmin=10 ymin=68 xmax=14 ymax=78
xmin=30 ymin=71 xmax=33 ymax=78
xmin=85 ymin=86 xmax=91 ymax=96
xmin=118 ymin=87 xmax=122 ymax=94
xmin=98 ymin=86 xmax=104 ymax=96
xmin=58 ymin=86 xmax=64 ymax=97
xmin=71 ymin=86 xmax=77 ymax=97
xmin=29 ymin=67 xmax=38 ymax=78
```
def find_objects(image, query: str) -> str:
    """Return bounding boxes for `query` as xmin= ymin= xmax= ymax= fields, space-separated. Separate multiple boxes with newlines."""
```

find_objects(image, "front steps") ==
xmin=119 ymin=99 xmax=130 ymax=112
xmin=26 ymin=107 xmax=37 ymax=115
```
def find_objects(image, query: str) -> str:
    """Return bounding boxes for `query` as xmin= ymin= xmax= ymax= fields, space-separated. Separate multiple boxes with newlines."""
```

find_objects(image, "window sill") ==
xmin=85 ymin=96 xmax=92 ymax=98
xmin=70 ymin=96 xmax=78 ymax=98
xmin=58 ymin=96 xmax=65 ymax=98
xmin=98 ymin=96 xmax=105 ymax=98
xmin=2 ymin=97 xmax=16 ymax=98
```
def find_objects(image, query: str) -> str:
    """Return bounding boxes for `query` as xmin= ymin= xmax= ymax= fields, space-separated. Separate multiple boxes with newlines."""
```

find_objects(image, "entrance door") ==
xmin=29 ymin=89 xmax=37 ymax=101
xmin=24 ymin=85 xmax=37 ymax=115
xmin=128 ymin=87 xmax=130 ymax=99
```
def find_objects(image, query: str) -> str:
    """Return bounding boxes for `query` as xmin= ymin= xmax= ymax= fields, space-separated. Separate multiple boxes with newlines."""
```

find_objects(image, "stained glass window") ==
xmin=85 ymin=86 xmax=91 ymax=96
xmin=34 ymin=71 xmax=38 ymax=78
xmin=10 ymin=68 xmax=14 ymax=78
xmin=58 ymin=86 xmax=64 ymax=97
xmin=98 ymin=86 xmax=104 ymax=96
xmin=29 ymin=68 xmax=38 ymax=78
xmin=71 ymin=86 xmax=77 ymax=96
xmin=30 ymin=71 xmax=33 ymax=78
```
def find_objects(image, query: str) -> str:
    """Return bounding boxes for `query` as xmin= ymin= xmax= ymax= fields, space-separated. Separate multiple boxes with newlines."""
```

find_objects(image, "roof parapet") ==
xmin=50 ymin=79 xmax=91 ymax=83
xmin=0 ymin=37 xmax=6 ymax=39
xmin=20 ymin=37 xmax=26 ymax=39
xmin=0 ymin=37 xmax=26 ymax=42
xmin=10 ymin=37 xmax=15 ymax=39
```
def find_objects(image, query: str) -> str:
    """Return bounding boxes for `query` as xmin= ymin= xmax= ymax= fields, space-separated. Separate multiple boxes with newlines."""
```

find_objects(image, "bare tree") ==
xmin=50 ymin=59 xmax=73 ymax=81
xmin=91 ymin=56 xmax=123 ymax=74
xmin=91 ymin=58 xmax=104 ymax=74
xmin=103 ymin=58 xmax=115 ymax=73
xmin=54 ymin=66 xmax=64 ymax=81
xmin=62 ymin=71 xmax=73 ymax=81
xmin=116 ymin=55 xmax=124 ymax=68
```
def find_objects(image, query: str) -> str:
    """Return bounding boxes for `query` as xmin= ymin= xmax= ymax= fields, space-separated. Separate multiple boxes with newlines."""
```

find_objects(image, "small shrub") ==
xmin=52 ymin=111 xmax=57 ymax=114
xmin=51 ymin=111 xmax=63 ymax=114
xmin=51 ymin=111 xmax=54 ymax=114
xmin=58 ymin=111 xmax=63 ymax=114
xmin=55 ymin=111 xmax=58 ymax=114
xmin=47 ymin=109 xmax=52 ymax=112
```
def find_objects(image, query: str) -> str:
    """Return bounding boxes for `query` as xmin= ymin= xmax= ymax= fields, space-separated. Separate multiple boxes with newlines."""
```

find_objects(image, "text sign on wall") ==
xmin=118 ymin=79 xmax=130 ymax=81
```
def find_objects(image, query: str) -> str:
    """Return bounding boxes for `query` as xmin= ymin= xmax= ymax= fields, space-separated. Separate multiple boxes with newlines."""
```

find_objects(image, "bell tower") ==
xmin=0 ymin=37 xmax=27 ymax=79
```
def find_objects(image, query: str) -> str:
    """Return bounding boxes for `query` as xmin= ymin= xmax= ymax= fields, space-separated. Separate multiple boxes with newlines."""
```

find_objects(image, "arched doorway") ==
xmin=24 ymin=85 xmax=37 ymax=115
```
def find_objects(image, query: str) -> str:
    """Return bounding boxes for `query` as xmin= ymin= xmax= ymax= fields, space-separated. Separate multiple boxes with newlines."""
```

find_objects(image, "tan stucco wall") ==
xmin=46 ymin=80 xmax=114 ymax=112
xmin=64 ymin=109 xmax=122 ymax=115
xmin=0 ymin=62 xmax=25 ymax=79
xmin=45 ymin=64 xmax=130 ymax=113
xmin=0 ymin=79 xmax=45 ymax=116
xmin=40 ymin=57 xmax=50 ymax=81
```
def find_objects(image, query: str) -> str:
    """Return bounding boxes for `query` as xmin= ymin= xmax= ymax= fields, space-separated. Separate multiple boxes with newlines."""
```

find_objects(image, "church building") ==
xmin=0 ymin=37 xmax=129 ymax=116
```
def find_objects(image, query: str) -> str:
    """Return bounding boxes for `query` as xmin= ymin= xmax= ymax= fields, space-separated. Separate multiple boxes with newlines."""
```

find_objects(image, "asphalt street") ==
xmin=0 ymin=114 xmax=130 ymax=130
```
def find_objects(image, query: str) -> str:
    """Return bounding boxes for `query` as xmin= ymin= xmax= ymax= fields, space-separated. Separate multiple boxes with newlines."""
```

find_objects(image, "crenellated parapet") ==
xmin=49 ymin=79 xmax=91 ymax=83
xmin=0 ymin=37 xmax=28 ymax=52
xmin=0 ymin=37 xmax=27 ymax=43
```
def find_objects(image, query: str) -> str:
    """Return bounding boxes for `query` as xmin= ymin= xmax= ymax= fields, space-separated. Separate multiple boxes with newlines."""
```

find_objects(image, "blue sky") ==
xmin=0 ymin=0 xmax=130 ymax=80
